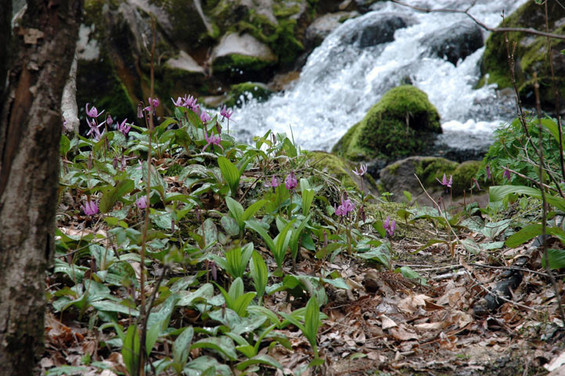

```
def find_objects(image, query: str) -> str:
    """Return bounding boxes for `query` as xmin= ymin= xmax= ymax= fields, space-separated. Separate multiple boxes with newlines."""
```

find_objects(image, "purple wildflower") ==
xmin=384 ymin=216 xmax=396 ymax=237
xmin=85 ymin=103 xmax=104 ymax=118
xmin=503 ymin=168 xmax=511 ymax=180
xmin=269 ymin=175 xmax=280 ymax=193
xmin=486 ymin=165 xmax=491 ymax=180
xmin=86 ymin=118 xmax=106 ymax=140
xmin=200 ymin=110 xmax=211 ymax=124
xmin=184 ymin=95 xmax=198 ymax=110
xmin=202 ymin=126 xmax=224 ymax=153
xmin=220 ymin=105 xmax=233 ymax=121
xmin=81 ymin=200 xmax=99 ymax=216
xmin=137 ymin=102 xmax=144 ymax=118
xmin=352 ymin=163 xmax=368 ymax=176
xmin=436 ymin=173 xmax=453 ymax=188
xmin=334 ymin=195 xmax=355 ymax=217
xmin=106 ymin=115 xmax=113 ymax=127
xmin=171 ymin=96 xmax=184 ymax=107
xmin=136 ymin=196 xmax=148 ymax=210
xmin=116 ymin=119 xmax=130 ymax=136
xmin=285 ymin=172 xmax=298 ymax=191
xmin=472 ymin=178 xmax=481 ymax=191
xmin=143 ymin=97 xmax=160 ymax=113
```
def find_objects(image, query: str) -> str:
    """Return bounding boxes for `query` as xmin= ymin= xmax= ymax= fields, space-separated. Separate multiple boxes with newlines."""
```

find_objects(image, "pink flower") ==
xmin=285 ymin=171 xmax=297 ymax=191
xmin=334 ymin=194 xmax=355 ymax=217
xmin=436 ymin=173 xmax=452 ymax=188
xmin=202 ymin=126 xmax=224 ymax=153
xmin=220 ymin=105 xmax=233 ymax=120
xmin=81 ymin=200 xmax=99 ymax=216
xmin=384 ymin=216 xmax=396 ymax=237
xmin=352 ymin=163 xmax=367 ymax=176
xmin=143 ymin=97 xmax=160 ymax=113
xmin=85 ymin=103 xmax=104 ymax=118
xmin=116 ymin=119 xmax=130 ymax=136
xmin=269 ymin=175 xmax=280 ymax=193
xmin=200 ymin=111 xmax=211 ymax=124
xmin=503 ymin=168 xmax=511 ymax=180
xmin=136 ymin=196 xmax=148 ymax=210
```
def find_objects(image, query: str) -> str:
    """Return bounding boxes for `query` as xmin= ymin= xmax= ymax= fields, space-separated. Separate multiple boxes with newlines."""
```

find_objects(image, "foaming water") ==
xmin=229 ymin=0 xmax=527 ymax=152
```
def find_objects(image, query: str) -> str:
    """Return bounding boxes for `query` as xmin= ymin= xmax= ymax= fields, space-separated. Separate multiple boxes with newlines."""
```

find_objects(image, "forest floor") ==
xmin=42 ymin=212 xmax=565 ymax=376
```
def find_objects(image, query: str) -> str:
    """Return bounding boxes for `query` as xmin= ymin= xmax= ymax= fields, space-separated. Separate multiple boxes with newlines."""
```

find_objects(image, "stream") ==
xmin=229 ymin=0 xmax=528 ymax=156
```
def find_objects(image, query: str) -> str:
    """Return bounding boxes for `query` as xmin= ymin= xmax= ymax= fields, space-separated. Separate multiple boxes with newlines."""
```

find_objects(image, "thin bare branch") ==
xmin=391 ymin=0 xmax=565 ymax=41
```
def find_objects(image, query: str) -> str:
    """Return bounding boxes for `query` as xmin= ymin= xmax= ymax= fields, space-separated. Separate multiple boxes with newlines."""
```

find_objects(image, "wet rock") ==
xmin=304 ymin=11 xmax=359 ymax=50
xmin=332 ymin=85 xmax=441 ymax=161
xmin=425 ymin=21 xmax=484 ymax=65
xmin=340 ymin=13 xmax=409 ymax=48
xmin=211 ymin=32 xmax=278 ymax=82
xmin=481 ymin=0 xmax=565 ymax=110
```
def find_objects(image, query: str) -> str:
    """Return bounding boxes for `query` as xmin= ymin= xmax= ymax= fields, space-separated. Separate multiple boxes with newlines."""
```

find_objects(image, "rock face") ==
xmin=332 ymin=85 xmax=441 ymax=161
xmin=379 ymin=156 xmax=481 ymax=201
xmin=211 ymin=32 xmax=278 ymax=81
xmin=481 ymin=0 xmax=565 ymax=110
xmin=426 ymin=21 xmax=484 ymax=65
xmin=340 ymin=13 xmax=409 ymax=48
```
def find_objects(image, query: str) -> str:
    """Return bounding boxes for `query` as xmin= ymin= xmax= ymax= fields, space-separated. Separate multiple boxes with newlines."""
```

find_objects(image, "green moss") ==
xmin=451 ymin=160 xmax=481 ymax=194
xmin=481 ymin=0 xmax=565 ymax=107
xmin=308 ymin=151 xmax=357 ymax=189
xmin=224 ymin=82 xmax=273 ymax=107
xmin=333 ymin=85 xmax=441 ymax=161
xmin=274 ymin=3 xmax=301 ymax=18
xmin=212 ymin=53 xmax=276 ymax=73
xmin=415 ymin=157 xmax=458 ymax=187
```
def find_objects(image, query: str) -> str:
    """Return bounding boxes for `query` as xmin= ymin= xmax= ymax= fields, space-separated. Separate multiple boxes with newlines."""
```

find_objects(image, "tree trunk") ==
xmin=0 ymin=0 xmax=82 ymax=374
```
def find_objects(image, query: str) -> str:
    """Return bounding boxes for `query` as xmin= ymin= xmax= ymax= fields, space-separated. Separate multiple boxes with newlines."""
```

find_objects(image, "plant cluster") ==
xmin=50 ymin=94 xmax=414 ymax=375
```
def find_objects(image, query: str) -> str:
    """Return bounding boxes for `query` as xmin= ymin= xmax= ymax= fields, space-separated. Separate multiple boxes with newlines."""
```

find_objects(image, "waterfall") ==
xmin=229 ymin=0 xmax=528 ymax=153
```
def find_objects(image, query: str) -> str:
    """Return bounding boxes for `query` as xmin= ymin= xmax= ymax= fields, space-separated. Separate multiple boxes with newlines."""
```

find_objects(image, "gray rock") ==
xmin=305 ymin=11 xmax=359 ymax=49
xmin=425 ymin=21 xmax=484 ymax=65
xmin=340 ymin=13 xmax=409 ymax=48
xmin=212 ymin=33 xmax=276 ymax=62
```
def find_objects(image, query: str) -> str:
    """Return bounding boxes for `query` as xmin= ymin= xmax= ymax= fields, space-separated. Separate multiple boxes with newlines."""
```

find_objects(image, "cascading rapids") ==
xmin=228 ymin=0 xmax=528 ymax=152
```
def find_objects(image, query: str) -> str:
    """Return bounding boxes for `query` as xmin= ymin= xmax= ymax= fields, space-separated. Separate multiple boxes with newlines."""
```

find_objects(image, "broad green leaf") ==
xmin=544 ymin=249 xmax=565 ymax=269
xmin=232 ymin=292 xmax=257 ymax=317
xmin=225 ymin=196 xmax=244 ymax=226
xmin=60 ymin=134 xmax=71 ymax=156
xmin=122 ymin=325 xmax=140 ymax=376
xmin=245 ymin=220 xmax=275 ymax=253
xmin=250 ymin=251 xmax=269 ymax=302
xmin=184 ymin=356 xmax=232 ymax=376
xmin=236 ymin=354 xmax=283 ymax=371
xmin=304 ymin=297 xmax=320 ymax=355
xmin=218 ymin=156 xmax=240 ymax=195
xmin=505 ymin=224 xmax=542 ymax=248
xmin=173 ymin=326 xmax=194 ymax=367
xmin=398 ymin=266 xmax=427 ymax=285
xmin=242 ymin=199 xmax=268 ymax=222
xmin=489 ymin=185 xmax=565 ymax=212
xmin=90 ymin=301 xmax=139 ymax=316
xmin=541 ymin=118 xmax=565 ymax=148
xmin=177 ymin=284 xmax=214 ymax=306
xmin=99 ymin=179 xmax=135 ymax=213
xmin=273 ymin=219 xmax=295 ymax=268
xmin=220 ymin=215 xmax=240 ymax=237
xmin=191 ymin=336 xmax=238 ymax=361
xmin=289 ymin=214 xmax=311 ymax=261
xmin=146 ymin=322 xmax=161 ymax=357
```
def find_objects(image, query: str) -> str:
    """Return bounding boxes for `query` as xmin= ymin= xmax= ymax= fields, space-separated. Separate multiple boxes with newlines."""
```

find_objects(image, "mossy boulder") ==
xmin=224 ymin=82 xmax=273 ymax=107
xmin=307 ymin=151 xmax=358 ymax=190
xmin=451 ymin=160 xmax=482 ymax=194
xmin=211 ymin=32 xmax=278 ymax=82
xmin=380 ymin=156 xmax=481 ymax=201
xmin=332 ymin=85 xmax=441 ymax=161
xmin=481 ymin=0 xmax=565 ymax=109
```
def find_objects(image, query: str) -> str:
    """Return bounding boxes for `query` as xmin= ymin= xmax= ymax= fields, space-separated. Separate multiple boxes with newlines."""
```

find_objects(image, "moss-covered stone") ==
xmin=307 ymin=151 xmax=357 ymax=189
xmin=451 ymin=160 xmax=481 ymax=194
xmin=332 ymin=85 xmax=441 ymax=161
xmin=224 ymin=82 xmax=273 ymax=107
xmin=481 ymin=0 xmax=565 ymax=109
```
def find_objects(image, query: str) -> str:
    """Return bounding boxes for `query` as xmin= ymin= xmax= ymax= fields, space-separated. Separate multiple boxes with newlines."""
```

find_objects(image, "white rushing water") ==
xmin=229 ymin=0 xmax=528 ymax=152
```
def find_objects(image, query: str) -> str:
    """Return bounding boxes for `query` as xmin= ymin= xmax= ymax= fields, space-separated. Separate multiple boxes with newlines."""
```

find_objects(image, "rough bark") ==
xmin=0 ymin=0 xmax=82 ymax=374
xmin=0 ymin=0 xmax=11 ymax=93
